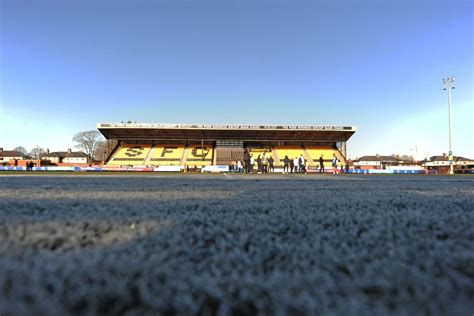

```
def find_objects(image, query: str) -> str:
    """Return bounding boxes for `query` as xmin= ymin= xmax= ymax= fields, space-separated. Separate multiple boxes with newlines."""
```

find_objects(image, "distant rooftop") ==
xmin=44 ymin=151 xmax=87 ymax=158
xmin=0 ymin=150 xmax=30 ymax=158
xmin=357 ymin=155 xmax=401 ymax=162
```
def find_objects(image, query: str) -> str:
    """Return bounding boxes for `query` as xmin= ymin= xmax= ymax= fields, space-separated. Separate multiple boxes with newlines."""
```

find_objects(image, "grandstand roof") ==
xmin=97 ymin=123 xmax=357 ymax=142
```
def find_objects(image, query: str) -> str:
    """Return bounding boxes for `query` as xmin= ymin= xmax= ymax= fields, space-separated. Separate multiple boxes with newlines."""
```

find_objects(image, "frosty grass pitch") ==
xmin=0 ymin=174 xmax=473 ymax=315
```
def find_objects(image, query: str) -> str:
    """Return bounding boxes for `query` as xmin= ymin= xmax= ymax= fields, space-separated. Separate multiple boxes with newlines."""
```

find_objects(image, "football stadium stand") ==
xmin=97 ymin=123 xmax=357 ymax=170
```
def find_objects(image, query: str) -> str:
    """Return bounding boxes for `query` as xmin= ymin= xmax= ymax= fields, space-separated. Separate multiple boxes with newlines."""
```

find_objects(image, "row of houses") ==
xmin=353 ymin=153 xmax=473 ymax=173
xmin=0 ymin=148 xmax=88 ymax=166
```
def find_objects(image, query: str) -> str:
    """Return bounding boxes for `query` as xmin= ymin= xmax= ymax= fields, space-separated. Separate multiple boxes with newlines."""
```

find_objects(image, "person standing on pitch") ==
xmin=319 ymin=155 xmax=324 ymax=173
xmin=283 ymin=155 xmax=290 ymax=174
xmin=332 ymin=154 xmax=338 ymax=174
xmin=237 ymin=160 xmax=243 ymax=173
xmin=268 ymin=155 xmax=274 ymax=173
xmin=293 ymin=157 xmax=299 ymax=173
xmin=298 ymin=154 xmax=305 ymax=173
xmin=257 ymin=155 xmax=262 ymax=173
xmin=244 ymin=149 xmax=251 ymax=173
xmin=262 ymin=153 xmax=268 ymax=173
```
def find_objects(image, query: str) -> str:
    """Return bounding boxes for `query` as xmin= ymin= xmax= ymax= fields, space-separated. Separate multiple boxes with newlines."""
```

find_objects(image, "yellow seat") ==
xmin=149 ymin=145 xmax=184 ymax=166
xmin=184 ymin=146 xmax=213 ymax=166
xmin=107 ymin=144 xmax=151 ymax=165
xmin=274 ymin=146 xmax=306 ymax=166
xmin=305 ymin=146 xmax=336 ymax=166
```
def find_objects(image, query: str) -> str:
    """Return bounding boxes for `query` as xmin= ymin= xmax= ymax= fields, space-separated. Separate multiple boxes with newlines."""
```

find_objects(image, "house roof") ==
xmin=428 ymin=155 xmax=472 ymax=162
xmin=357 ymin=155 xmax=401 ymax=162
xmin=44 ymin=151 xmax=87 ymax=158
xmin=0 ymin=150 xmax=30 ymax=158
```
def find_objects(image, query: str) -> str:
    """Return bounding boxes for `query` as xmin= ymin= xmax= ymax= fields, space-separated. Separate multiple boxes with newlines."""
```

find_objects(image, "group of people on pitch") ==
xmin=235 ymin=149 xmax=348 ymax=174
xmin=282 ymin=155 xmax=307 ymax=174
xmin=239 ymin=151 xmax=276 ymax=173
xmin=25 ymin=161 xmax=35 ymax=171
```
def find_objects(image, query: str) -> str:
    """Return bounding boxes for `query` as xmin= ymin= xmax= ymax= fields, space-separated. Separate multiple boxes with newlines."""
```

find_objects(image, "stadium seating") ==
xmin=106 ymin=143 xmax=345 ymax=168
xmin=274 ymin=146 xmax=307 ymax=166
xmin=184 ymin=146 xmax=214 ymax=166
xmin=148 ymin=145 xmax=185 ymax=166
xmin=305 ymin=146 xmax=337 ymax=166
xmin=107 ymin=144 xmax=151 ymax=165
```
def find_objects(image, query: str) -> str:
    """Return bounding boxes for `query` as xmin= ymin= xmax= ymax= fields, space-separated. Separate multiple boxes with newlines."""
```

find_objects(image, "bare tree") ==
xmin=13 ymin=146 xmax=28 ymax=155
xmin=94 ymin=140 xmax=107 ymax=162
xmin=72 ymin=130 xmax=104 ymax=163
xmin=400 ymin=154 xmax=414 ymax=162
xmin=29 ymin=147 xmax=47 ymax=159
xmin=94 ymin=139 xmax=118 ymax=163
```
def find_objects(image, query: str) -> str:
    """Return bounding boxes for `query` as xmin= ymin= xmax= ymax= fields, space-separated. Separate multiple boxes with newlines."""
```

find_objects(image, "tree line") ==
xmin=13 ymin=130 xmax=116 ymax=163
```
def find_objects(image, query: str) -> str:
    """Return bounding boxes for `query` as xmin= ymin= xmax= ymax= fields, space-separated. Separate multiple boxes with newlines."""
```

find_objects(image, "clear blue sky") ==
xmin=1 ymin=0 xmax=472 ymax=159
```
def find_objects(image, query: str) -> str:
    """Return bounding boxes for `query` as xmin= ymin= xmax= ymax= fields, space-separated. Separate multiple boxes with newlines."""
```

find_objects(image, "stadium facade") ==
xmin=97 ymin=123 xmax=357 ymax=169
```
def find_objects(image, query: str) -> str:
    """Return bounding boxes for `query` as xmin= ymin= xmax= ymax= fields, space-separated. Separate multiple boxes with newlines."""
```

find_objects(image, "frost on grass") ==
xmin=0 ymin=174 xmax=473 ymax=315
